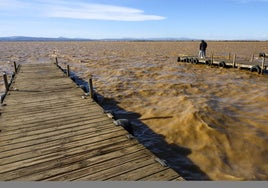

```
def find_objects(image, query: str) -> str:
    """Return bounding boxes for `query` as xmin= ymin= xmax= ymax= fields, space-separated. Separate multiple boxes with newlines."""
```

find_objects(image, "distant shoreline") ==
xmin=0 ymin=36 xmax=267 ymax=42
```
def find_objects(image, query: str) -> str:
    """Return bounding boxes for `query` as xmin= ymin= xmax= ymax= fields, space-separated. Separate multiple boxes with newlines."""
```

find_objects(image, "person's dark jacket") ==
xmin=200 ymin=40 xmax=207 ymax=51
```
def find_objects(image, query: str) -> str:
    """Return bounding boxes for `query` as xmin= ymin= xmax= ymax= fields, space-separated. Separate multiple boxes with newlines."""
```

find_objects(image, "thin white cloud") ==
xmin=44 ymin=2 xmax=166 ymax=21
xmin=0 ymin=0 xmax=165 ymax=21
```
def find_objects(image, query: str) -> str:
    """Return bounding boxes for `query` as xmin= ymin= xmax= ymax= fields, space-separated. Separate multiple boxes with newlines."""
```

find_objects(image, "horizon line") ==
xmin=0 ymin=36 xmax=268 ymax=42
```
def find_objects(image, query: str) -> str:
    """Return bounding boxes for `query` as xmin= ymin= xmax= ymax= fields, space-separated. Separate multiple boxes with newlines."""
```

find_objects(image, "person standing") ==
xmin=199 ymin=40 xmax=207 ymax=59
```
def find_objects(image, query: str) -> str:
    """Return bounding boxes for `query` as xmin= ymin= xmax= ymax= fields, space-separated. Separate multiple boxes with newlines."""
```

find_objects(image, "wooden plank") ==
xmin=42 ymin=144 xmax=148 ymax=181
xmin=75 ymin=156 xmax=157 ymax=180
xmin=0 ymin=116 xmax=111 ymax=138
xmin=138 ymin=168 xmax=183 ymax=181
xmin=107 ymin=163 xmax=169 ymax=180
xmin=0 ymin=132 xmax=133 ymax=174
xmin=1 ymin=102 xmax=103 ymax=118
xmin=0 ymin=125 xmax=126 ymax=161
xmin=0 ymin=122 xmax=123 ymax=159
xmin=1 ymin=141 xmax=143 ymax=180
xmin=1 ymin=110 xmax=106 ymax=128
xmin=14 ymin=145 xmax=148 ymax=181
xmin=0 ymin=114 xmax=110 ymax=136
xmin=0 ymin=120 xmax=113 ymax=149
xmin=1 ymin=109 xmax=104 ymax=125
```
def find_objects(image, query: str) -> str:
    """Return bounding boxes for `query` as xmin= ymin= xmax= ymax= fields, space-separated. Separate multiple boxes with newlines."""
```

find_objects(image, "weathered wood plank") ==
xmin=75 ymin=156 xmax=157 ymax=180
xmin=0 ymin=115 xmax=110 ymax=136
xmin=1 ymin=110 xmax=106 ymax=128
xmin=1 ymin=103 xmax=103 ymax=120
xmin=0 ymin=132 xmax=132 ymax=174
xmin=107 ymin=163 xmax=169 ymax=180
xmin=0 ymin=116 xmax=111 ymax=138
xmin=14 ymin=145 xmax=148 ymax=181
xmin=0 ymin=122 xmax=124 ymax=159
xmin=1 ymin=140 xmax=143 ymax=180
xmin=137 ymin=168 xmax=183 ymax=181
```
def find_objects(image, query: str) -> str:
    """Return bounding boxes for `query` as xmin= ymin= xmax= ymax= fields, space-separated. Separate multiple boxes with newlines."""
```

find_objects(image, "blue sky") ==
xmin=0 ymin=0 xmax=268 ymax=40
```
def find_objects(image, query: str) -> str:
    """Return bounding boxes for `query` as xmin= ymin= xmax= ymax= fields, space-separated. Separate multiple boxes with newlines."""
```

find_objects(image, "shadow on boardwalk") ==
xmin=67 ymin=70 xmax=210 ymax=181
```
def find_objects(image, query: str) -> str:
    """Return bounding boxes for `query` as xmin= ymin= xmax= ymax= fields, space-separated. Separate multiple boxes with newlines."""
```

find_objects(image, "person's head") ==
xmin=201 ymin=40 xmax=205 ymax=43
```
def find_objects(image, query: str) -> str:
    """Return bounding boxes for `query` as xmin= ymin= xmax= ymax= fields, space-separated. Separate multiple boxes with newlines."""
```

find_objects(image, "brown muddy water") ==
xmin=0 ymin=41 xmax=268 ymax=180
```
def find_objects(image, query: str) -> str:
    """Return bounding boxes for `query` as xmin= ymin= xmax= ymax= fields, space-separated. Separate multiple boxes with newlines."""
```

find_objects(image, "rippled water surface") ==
xmin=0 ymin=41 xmax=268 ymax=180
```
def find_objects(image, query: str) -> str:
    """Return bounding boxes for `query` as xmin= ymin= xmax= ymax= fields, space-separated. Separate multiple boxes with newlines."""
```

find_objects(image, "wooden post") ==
xmin=13 ymin=61 xmax=17 ymax=73
xmin=232 ymin=53 xmax=236 ymax=68
xmin=55 ymin=57 xmax=58 ymax=66
xmin=89 ymin=76 xmax=94 ymax=100
xmin=211 ymin=52 xmax=214 ymax=66
xmin=228 ymin=52 xmax=231 ymax=60
xmin=3 ymin=73 xmax=9 ymax=92
xmin=67 ymin=65 xmax=70 ymax=77
xmin=261 ymin=56 xmax=265 ymax=75
xmin=250 ymin=53 xmax=254 ymax=62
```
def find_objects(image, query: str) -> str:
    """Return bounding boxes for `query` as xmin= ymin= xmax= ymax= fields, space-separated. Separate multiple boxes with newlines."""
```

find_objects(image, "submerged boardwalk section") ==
xmin=0 ymin=63 xmax=184 ymax=181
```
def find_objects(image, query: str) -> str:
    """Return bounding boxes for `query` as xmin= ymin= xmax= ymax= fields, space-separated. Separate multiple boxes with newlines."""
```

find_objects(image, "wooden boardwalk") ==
xmin=177 ymin=54 xmax=267 ymax=74
xmin=0 ymin=62 xmax=184 ymax=181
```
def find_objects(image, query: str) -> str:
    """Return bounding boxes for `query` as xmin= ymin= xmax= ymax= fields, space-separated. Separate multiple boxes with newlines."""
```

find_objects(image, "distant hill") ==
xmin=0 ymin=36 xmax=196 ymax=42
xmin=0 ymin=36 xmax=93 ymax=41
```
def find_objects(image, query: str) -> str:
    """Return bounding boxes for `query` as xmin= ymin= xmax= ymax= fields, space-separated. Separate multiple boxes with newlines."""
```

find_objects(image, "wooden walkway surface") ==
xmin=0 ymin=62 xmax=184 ymax=181
xmin=177 ymin=54 xmax=267 ymax=74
